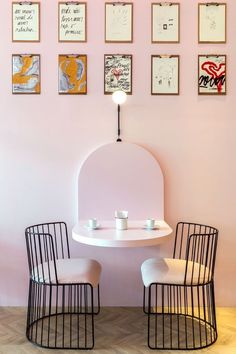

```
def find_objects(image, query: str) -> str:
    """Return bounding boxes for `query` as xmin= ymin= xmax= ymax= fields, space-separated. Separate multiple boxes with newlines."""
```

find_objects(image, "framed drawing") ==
xmin=104 ymin=54 xmax=132 ymax=94
xmin=12 ymin=2 xmax=40 ymax=42
xmin=58 ymin=55 xmax=87 ymax=94
xmin=105 ymin=3 xmax=133 ymax=43
xmin=12 ymin=54 xmax=40 ymax=94
xmin=58 ymin=2 xmax=87 ymax=42
xmin=152 ymin=3 xmax=180 ymax=43
xmin=151 ymin=55 xmax=179 ymax=95
xmin=198 ymin=55 xmax=226 ymax=95
xmin=198 ymin=3 xmax=226 ymax=43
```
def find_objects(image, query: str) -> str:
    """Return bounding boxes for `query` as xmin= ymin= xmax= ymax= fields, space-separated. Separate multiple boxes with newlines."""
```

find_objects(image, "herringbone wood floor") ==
xmin=0 ymin=307 xmax=235 ymax=353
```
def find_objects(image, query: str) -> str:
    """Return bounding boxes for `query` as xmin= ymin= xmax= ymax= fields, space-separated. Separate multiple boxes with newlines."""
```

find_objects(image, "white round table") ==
xmin=72 ymin=220 xmax=173 ymax=248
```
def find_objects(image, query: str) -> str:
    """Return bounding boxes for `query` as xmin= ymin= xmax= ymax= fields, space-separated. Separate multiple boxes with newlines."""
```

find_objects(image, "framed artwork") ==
xmin=58 ymin=55 xmax=87 ymax=94
xmin=152 ymin=3 xmax=180 ymax=43
xmin=198 ymin=3 xmax=226 ymax=43
xmin=198 ymin=55 xmax=226 ymax=95
xmin=12 ymin=2 xmax=40 ymax=42
xmin=58 ymin=2 xmax=87 ymax=42
xmin=105 ymin=3 xmax=133 ymax=43
xmin=12 ymin=54 xmax=40 ymax=94
xmin=104 ymin=54 xmax=132 ymax=94
xmin=151 ymin=55 xmax=179 ymax=95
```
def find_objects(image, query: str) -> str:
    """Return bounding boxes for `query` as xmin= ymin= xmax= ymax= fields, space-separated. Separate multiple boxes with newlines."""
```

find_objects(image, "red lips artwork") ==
xmin=199 ymin=56 xmax=226 ymax=94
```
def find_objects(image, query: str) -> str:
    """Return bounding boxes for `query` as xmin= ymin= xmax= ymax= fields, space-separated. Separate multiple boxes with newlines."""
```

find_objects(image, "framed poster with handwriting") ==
xmin=104 ymin=54 xmax=132 ymax=94
xmin=152 ymin=3 xmax=180 ymax=43
xmin=12 ymin=54 xmax=40 ymax=94
xmin=151 ymin=55 xmax=179 ymax=95
xmin=198 ymin=3 xmax=226 ymax=43
xmin=198 ymin=55 xmax=226 ymax=95
xmin=105 ymin=3 xmax=133 ymax=43
xmin=58 ymin=2 xmax=87 ymax=42
xmin=58 ymin=55 xmax=87 ymax=94
xmin=12 ymin=2 xmax=40 ymax=42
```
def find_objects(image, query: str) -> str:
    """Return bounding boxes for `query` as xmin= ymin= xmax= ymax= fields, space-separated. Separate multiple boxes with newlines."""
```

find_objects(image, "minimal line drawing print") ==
xmin=198 ymin=55 xmax=226 ymax=95
xmin=59 ymin=55 xmax=87 ymax=94
xmin=198 ymin=3 xmax=226 ymax=43
xmin=152 ymin=3 xmax=179 ymax=43
xmin=152 ymin=55 xmax=179 ymax=95
xmin=104 ymin=54 xmax=132 ymax=94
xmin=12 ymin=54 xmax=40 ymax=94
xmin=105 ymin=3 xmax=133 ymax=42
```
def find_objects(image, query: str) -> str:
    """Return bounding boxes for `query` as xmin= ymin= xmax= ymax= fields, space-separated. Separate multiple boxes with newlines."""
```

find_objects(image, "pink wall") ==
xmin=0 ymin=0 xmax=235 ymax=306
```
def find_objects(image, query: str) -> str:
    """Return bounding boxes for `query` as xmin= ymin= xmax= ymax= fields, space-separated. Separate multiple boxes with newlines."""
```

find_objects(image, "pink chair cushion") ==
xmin=33 ymin=258 xmax=101 ymax=287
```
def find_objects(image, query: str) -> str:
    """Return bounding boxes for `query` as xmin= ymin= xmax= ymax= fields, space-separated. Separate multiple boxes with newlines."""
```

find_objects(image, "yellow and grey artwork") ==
xmin=12 ymin=55 xmax=40 ymax=94
xmin=59 ymin=55 xmax=87 ymax=94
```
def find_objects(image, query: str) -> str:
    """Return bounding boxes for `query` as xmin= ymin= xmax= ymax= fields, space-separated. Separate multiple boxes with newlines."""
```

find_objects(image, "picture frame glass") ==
xmin=199 ymin=4 xmax=226 ymax=43
xmin=198 ymin=55 xmax=226 ymax=95
xmin=105 ymin=3 xmax=133 ymax=42
xmin=104 ymin=55 xmax=132 ymax=94
xmin=12 ymin=3 xmax=40 ymax=42
xmin=58 ymin=55 xmax=87 ymax=94
xmin=152 ymin=56 xmax=179 ymax=95
xmin=12 ymin=55 xmax=40 ymax=94
xmin=59 ymin=2 xmax=86 ymax=42
xmin=152 ymin=3 xmax=179 ymax=43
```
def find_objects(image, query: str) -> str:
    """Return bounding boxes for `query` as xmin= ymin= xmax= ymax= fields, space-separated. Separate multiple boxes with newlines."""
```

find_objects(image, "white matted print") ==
xmin=152 ymin=3 xmax=179 ymax=43
xmin=58 ymin=2 xmax=86 ymax=42
xmin=198 ymin=55 xmax=226 ymax=95
xmin=12 ymin=2 xmax=40 ymax=42
xmin=152 ymin=55 xmax=179 ymax=95
xmin=198 ymin=3 xmax=226 ymax=43
xmin=105 ymin=3 xmax=133 ymax=42
xmin=104 ymin=54 xmax=132 ymax=94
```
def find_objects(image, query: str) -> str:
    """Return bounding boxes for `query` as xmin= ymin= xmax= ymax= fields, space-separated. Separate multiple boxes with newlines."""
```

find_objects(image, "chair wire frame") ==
xmin=143 ymin=221 xmax=218 ymax=350
xmin=25 ymin=221 xmax=100 ymax=350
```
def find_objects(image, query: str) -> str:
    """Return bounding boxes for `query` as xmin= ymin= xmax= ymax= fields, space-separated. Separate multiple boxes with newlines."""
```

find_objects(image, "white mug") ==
xmin=146 ymin=218 xmax=155 ymax=229
xmin=116 ymin=217 xmax=128 ymax=230
xmin=88 ymin=218 xmax=97 ymax=229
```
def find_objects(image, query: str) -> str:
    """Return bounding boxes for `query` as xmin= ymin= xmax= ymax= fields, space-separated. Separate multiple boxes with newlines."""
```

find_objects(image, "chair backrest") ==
xmin=25 ymin=222 xmax=70 ymax=283
xmin=173 ymin=222 xmax=218 ymax=283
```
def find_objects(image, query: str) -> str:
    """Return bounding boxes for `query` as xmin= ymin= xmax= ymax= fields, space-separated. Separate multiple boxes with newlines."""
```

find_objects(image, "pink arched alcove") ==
xmin=78 ymin=142 xmax=164 ymax=221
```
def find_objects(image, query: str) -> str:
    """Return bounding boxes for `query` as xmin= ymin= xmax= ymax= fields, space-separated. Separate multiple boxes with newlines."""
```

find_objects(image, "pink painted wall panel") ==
xmin=78 ymin=142 xmax=164 ymax=220
xmin=0 ymin=0 xmax=236 ymax=306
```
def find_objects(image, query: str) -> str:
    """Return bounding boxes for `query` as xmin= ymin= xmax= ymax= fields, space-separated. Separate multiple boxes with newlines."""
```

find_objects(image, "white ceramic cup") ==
xmin=115 ymin=210 xmax=128 ymax=230
xmin=146 ymin=218 xmax=155 ymax=229
xmin=88 ymin=218 xmax=97 ymax=229
xmin=115 ymin=217 xmax=128 ymax=230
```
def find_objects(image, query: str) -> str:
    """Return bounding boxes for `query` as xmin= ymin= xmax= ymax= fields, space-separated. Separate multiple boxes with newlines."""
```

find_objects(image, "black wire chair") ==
xmin=25 ymin=221 xmax=101 ymax=349
xmin=141 ymin=221 xmax=218 ymax=350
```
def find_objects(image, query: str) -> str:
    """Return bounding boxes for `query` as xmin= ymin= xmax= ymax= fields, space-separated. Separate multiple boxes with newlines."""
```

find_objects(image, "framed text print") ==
xmin=58 ymin=55 xmax=87 ymax=94
xmin=198 ymin=55 xmax=226 ymax=95
xmin=12 ymin=54 xmax=40 ymax=94
xmin=152 ymin=3 xmax=180 ymax=43
xmin=105 ymin=3 xmax=133 ymax=43
xmin=104 ymin=54 xmax=132 ymax=94
xmin=58 ymin=2 xmax=87 ymax=42
xmin=12 ymin=2 xmax=40 ymax=42
xmin=151 ymin=55 xmax=179 ymax=95
xmin=198 ymin=3 xmax=226 ymax=43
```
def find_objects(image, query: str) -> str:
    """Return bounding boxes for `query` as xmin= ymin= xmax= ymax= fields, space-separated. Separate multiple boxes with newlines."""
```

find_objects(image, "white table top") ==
xmin=72 ymin=220 xmax=173 ymax=248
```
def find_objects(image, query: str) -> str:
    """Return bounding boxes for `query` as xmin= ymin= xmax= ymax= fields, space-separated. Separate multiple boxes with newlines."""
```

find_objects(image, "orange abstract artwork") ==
xmin=59 ymin=55 xmax=87 ymax=94
xmin=12 ymin=55 xmax=40 ymax=94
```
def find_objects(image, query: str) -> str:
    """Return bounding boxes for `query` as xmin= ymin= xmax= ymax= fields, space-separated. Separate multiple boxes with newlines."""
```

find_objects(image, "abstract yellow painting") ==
xmin=59 ymin=55 xmax=87 ymax=94
xmin=12 ymin=55 xmax=40 ymax=94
